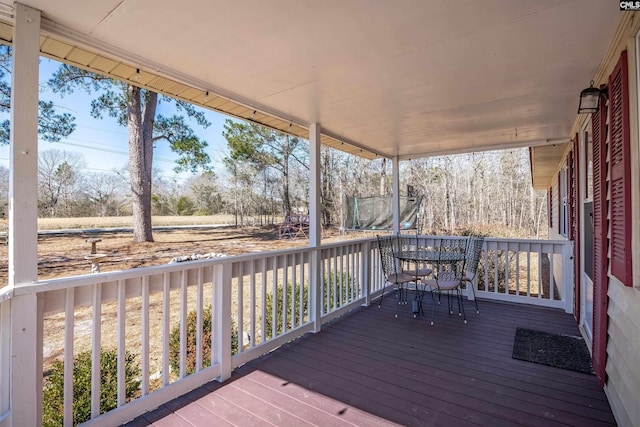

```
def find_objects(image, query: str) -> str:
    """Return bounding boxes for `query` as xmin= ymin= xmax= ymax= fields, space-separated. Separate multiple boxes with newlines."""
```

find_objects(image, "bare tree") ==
xmin=38 ymin=149 xmax=85 ymax=217
xmin=400 ymin=148 xmax=546 ymax=237
xmin=85 ymin=172 xmax=127 ymax=216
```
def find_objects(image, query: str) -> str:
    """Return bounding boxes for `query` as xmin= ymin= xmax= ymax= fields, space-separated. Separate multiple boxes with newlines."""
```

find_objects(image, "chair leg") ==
xmin=415 ymin=285 xmax=427 ymax=317
xmin=418 ymin=286 xmax=425 ymax=316
xmin=395 ymin=284 xmax=403 ymax=318
xmin=457 ymin=288 xmax=467 ymax=324
xmin=395 ymin=289 xmax=399 ymax=318
xmin=429 ymin=290 xmax=437 ymax=326
xmin=470 ymin=283 xmax=479 ymax=314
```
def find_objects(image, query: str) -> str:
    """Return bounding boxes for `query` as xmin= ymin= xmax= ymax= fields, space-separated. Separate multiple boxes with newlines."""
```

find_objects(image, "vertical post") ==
xmin=36 ymin=295 xmax=44 ymax=425
xmin=361 ymin=241 xmax=371 ymax=306
xmin=214 ymin=264 xmax=232 ymax=382
xmin=309 ymin=123 xmax=322 ymax=247
xmin=9 ymin=4 xmax=41 ymax=427
xmin=0 ymin=301 xmax=11 ymax=417
xmin=309 ymin=123 xmax=323 ymax=332
xmin=90 ymin=284 xmax=102 ymax=419
xmin=392 ymin=156 xmax=400 ymax=234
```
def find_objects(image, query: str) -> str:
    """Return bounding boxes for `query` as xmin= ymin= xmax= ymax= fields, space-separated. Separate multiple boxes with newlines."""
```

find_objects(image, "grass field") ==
xmin=30 ymin=217 xmax=334 ymax=381
xmin=36 ymin=214 xmax=236 ymax=230
xmin=0 ymin=216 xmax=344 ymax=282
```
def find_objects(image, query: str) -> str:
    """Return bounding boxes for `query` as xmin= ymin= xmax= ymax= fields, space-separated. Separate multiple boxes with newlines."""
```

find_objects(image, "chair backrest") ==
xmin=397 ymin=232 xmax=418 ymax=252
xmin=434 ymin=238 xmax=467 ymax=282
xmin=376 ymin=235 xmax=399 ymax=278
xmin=465 ymin=235 xmax=485 ymax=279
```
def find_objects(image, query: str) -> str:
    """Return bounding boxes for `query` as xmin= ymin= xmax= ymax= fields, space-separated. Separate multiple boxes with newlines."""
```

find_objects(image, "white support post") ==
xmin=9 ymin=3 xmax=39 ymax=285
xmin=309 ymin=123 xmax=323 ymax=332
xmin=36 ymin=295 xmax=44 ymax=426
xmin=214 ymin=264 xmax=232 ymax=382
xmin=392 ymin=156 xmax=400 ymax=234
xmin=309 ymin=123 xmax=322 ymax=248
xmin=0 ymin=301 xmax=10 ymax=417
xmin=9 ymin=4 xmax=41 ymax=427
xmin=361 ymin=241 xmax=371 ymax=306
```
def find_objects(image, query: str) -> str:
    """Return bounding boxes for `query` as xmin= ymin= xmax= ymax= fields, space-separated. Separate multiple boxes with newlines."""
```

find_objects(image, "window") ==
xmin=584 ymin=130 xmax=593 ymax=201
xmin=548 ymin=187 xmax=553 ymax=228
xmin=559 ymin=166 xmax=568 ymax=237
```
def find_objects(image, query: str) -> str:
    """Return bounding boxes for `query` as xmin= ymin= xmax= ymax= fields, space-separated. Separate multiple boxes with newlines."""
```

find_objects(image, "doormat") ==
xmin=512 ymin=327 xmax=594 ymax=374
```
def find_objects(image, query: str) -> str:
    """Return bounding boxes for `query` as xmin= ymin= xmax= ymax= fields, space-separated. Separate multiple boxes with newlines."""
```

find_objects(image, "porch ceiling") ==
xmin=0 ymin=1 xmax=622 ymax=160
xmin=530 ymin=142 xmax=570 ymax=189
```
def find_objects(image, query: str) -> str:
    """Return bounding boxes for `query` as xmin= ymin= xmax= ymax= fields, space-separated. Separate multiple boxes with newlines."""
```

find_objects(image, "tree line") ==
xmin=219 ymin=123 xmax=548 ymax=238
xmin=0 ymin=134 xmax=547 ymax=239
xmin=0 ymin=45 xmax=548 ymax=238
xmin=0 ymin=149 xmax=223 ymax=219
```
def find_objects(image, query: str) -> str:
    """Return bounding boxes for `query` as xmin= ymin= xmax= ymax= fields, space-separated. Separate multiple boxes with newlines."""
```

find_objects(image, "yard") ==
xmin=0 ymin=216 xmax=344 ymax=383
xmin=0 ymin=215 xmax=339 ymax=283
xmin=1 ymin=217 xmax=554 ymax=389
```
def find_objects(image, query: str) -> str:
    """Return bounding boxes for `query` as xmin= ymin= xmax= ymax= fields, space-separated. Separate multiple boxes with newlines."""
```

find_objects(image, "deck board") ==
xmin=124 ymin=296 xmax=616 ymax=427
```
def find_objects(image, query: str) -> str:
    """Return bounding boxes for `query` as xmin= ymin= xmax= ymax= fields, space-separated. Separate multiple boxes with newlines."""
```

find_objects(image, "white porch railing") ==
xmin=0 ymin=236 xmax=571 ymax=426
xmin=417 ymin=236 xmax=574 ymax=310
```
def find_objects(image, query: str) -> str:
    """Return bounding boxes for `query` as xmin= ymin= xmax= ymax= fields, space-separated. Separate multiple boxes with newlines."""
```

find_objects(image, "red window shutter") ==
xmin=608 ymin=50 xmax=633 ymax=287
xmin=557 ymin=174 xmax=561 ymax=233
xmin=592 ymin=95 xmax=608 ymax=387
xmin=548 ymin=187 xmax=553 ymax=228
xmin=571 ymin=136 xmax=581 ymax=321
xmin=567 ymin=152 xmax=573 ymax=241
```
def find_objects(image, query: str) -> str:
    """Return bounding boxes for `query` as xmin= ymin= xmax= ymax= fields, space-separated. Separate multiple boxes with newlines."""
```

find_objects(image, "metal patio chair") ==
xmin=420 ymin=238 xmax=468 ymax=325
xmin=462 ymin=235 xmax=485 ymax=314
xmin=376 ymin=235 xmax=418 ymax=318
xmin=396 ymin=232 xmax=432 ymax=281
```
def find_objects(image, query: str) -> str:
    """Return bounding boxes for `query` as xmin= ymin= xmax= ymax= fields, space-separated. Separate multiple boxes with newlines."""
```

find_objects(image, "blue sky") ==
xmin=0 ymin=56 xmax=232 ymax=180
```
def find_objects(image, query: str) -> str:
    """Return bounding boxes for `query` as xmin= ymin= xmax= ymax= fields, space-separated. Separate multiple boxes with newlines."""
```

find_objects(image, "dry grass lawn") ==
xmin=8 ymin=216 xmax=346 ymax=384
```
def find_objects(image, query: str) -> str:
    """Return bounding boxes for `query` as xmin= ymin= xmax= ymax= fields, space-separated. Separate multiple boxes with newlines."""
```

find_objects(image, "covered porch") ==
xmin=0 ymin=236 xmax=591 ymax=426
xmin=0 ymin=1 xmax=626 ymax=426
xmin=125 ymin=299 xmax=613 ymax=427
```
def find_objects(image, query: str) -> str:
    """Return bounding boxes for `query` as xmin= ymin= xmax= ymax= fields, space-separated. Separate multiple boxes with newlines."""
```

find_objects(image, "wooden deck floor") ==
xmin=124 ymin=296 xmax=616 ymax=427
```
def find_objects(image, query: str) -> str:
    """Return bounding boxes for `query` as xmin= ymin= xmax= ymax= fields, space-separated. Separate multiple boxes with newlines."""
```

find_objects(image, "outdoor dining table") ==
xmin=394 ymin=249 xmax=466 ymax=266
xmin=394 ymin=249 xmax=467 ymax=317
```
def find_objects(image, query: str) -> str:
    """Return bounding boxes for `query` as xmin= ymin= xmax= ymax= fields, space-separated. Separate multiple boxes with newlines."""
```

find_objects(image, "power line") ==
xmin=54 ymin=140 xmax=127 ymax=156
xmin=52 ymin=140 xmax=176 ymax=163
xmin=76 ymin=124 xmax=128 ymax=136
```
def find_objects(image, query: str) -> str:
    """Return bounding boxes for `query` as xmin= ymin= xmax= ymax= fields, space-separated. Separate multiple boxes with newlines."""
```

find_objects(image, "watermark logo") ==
xmin=620 ymin=1 xmax=640 ymax=10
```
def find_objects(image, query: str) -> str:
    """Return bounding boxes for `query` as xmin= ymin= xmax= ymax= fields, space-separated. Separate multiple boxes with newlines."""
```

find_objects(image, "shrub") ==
xmin=175 ymin=196 xmax=195 ymax=216
xmin=263 ymin=273 xmax=354 ymax=340
xmin=323 ymin=272 xmax=355 ymax=312
xmin=264 ymin=282 xmax=309 ymax=340
xmin=43 ymin=348 xmax=140 ymax=427
xmin=168 ymin=305 xmax=238 ymax=377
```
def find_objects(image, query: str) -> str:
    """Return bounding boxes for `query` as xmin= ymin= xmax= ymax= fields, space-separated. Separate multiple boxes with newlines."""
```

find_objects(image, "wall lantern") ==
xmin=578 ymin=80 xmax=607 ymax=114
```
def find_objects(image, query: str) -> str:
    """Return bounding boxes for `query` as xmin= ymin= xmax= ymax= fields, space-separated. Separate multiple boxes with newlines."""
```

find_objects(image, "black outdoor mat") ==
xmin=512 ymin=327 xmax=594 ymax=374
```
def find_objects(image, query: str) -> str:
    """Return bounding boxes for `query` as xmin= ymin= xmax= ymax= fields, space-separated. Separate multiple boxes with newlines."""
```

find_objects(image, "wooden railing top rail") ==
xmin=11 ymin=236 xmax=570 ymax=297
